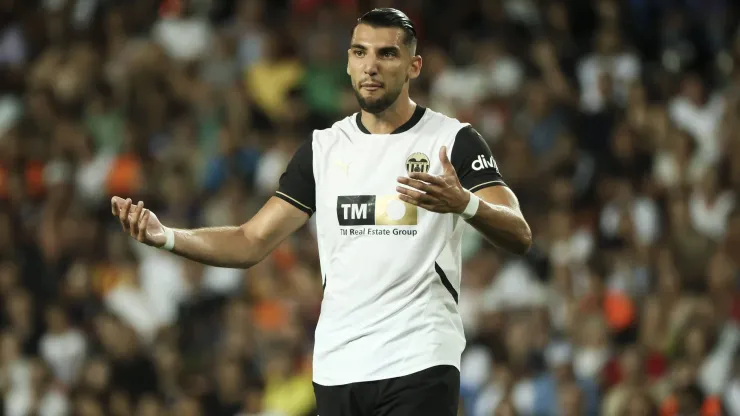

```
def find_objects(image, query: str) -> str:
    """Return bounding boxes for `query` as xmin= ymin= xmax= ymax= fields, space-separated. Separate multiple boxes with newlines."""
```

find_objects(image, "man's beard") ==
xmin=353 ymin=85 xmax=402 ymax=114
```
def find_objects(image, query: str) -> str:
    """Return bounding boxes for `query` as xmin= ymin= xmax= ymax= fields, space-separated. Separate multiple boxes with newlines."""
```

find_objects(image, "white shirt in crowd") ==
xmin=39 ymin=329 xmax=87 ymax=386
xmin=578 ymin=53 xmax=641 ymax=113
xmin=669 ymin=94 xmax=725 ymax=165
xmin=152 ymin=17 xmax=213 ymax=61
xmin=600 ymin=196 xmax=661 ymax=245
xmin=688 ymin=189 xmax=735 ymax=240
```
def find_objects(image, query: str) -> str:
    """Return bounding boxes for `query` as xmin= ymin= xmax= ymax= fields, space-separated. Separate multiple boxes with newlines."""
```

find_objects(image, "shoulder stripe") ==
xmin=469 ymin=180 xmax=507 ymax=192
xmin=275 ymin=191 xmax=314 ymax=215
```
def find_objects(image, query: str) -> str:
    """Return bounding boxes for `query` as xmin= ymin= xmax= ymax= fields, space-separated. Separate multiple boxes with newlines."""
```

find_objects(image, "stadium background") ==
xmin=2 ymin=0 xmax=740 ymax=415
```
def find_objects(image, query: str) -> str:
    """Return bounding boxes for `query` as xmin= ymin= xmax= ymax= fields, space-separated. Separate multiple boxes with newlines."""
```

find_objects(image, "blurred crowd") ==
xmin=2 ymin=0 xmax=740 ymax=415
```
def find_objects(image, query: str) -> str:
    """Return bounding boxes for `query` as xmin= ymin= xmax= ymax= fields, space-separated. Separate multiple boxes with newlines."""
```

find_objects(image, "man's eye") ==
xmin=354 ymin=50 xmax=365 ymax=57
xmin=383 ymin=52 xmax=396 ymax=58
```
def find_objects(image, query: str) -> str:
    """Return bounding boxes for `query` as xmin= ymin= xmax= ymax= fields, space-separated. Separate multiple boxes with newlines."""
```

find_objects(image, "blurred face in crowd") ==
xmin=699 ymin=168 xmax=719 ymax=196
xmin=549 ymin=177 xmax=575 ymax=208
xmin=109 ymin=390 xmax=133 ymax=416
xmin=0 ymin=331 xmax=20 ymax=364
xmin=243 ymin=386 xmax=266 ymax=413
xmin=64 ymin=261 xmax=91 ymax=299
xmin=596 ymin=28 xmax=620 ymax=55
xmin=597 ymin=72 xmax=614 ymax=100
xmin=224 ymin=299 xmax=251 ymax=331
xmin=173 ymin=397 xmax=202 ymax=416
xmin=619 ymin=346 xmax=643 ymax=383
xmin=348 ymin=24 xmax=421 ymax=114
xmin=95 ymin=316 xmax=136 ymax=358
xmin=656 ymin=250 xmax=680 ymax=294
xmin=578 ymin=315 xmax=608 ymax=349
xmin=548 ymin=209 xmax=573 ymax=240
xmin=526 ymin=82 xmax=550 ymax=117
xmin=29 ymin=359 xmax=48 ymax=389
xmin=0 ymin=261 xmax=18 ymax=296
xmin=137 ymin=395 xmax=165 ymax=416
xmin=683 ymin=326 xmax=709 ymax=361
xmin=558 ymin=382 xmax=583 ymax=415
xmin=675 ymin=388 xmax=702 ymax=414
xmin=265 ymin=350 xmax=294 ymax=381
xmin=620 ymin=392 xmax=656 ymax=416
xmin=83 ymin=358 xmax=110 ymax=392
xmin=154 ymin=345 xmax=180 ymax=381
xmin=505 ymin=320 xmax=532 ymax=366
xmin=221 ymin=329 xmax=249 ymax=359
xmin=671 ymin=359 xmax=697 ymax=388
xmin=707 ymin=251 xmax=734 ymax=293
xmin=612 ymin=178 xmax=634 ymax=208
xmin=6 ymin=290 xmax=32 ymax=326
xmin=612 ymin=126 xmax=635 ymax=160
xmin=215 ymin=359 xmax=243 ymax=394
xmin=682 ymin=75 xmax=705 ymax=105
xmin=421 ymin=46 xmax=448 ymax=79
xmin=494 ymin=399 xmax=518 ymax=416
xmin=237 ymin=0 xmax=264 ymax=24
xmin=667 ymin=196 xmax=690 ymax=230
xmin=45 ymin=305 xmax=68 ymax=334
xmin=492 ymin=364 xmax=514 ymax=392
xmin=76 ymin=395 xmax=104 ymax=416
xmin=648 ymin=107 xmax=670 ymax=141
xmin=546 ymin=2 xmax=569 ymax=32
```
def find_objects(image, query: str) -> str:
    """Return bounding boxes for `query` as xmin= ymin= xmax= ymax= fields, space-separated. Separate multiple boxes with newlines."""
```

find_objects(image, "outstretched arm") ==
xmin=112 ymin=196 xmax=309 ymax=269
xmin=113 ymin=137 xmax=317 ymax=268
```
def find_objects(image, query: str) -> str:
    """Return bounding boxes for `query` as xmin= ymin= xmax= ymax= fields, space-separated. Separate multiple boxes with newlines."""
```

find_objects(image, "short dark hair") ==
xmin=356 ymin=8 xmax=417 ymax=51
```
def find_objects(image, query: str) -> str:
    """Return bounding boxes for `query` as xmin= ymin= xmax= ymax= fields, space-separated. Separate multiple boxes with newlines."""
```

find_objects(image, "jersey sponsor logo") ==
xmin=472 ymin=154 xmax=498 ymax=171
xmin=406 ymin=152 xmax=430 ymax=174
xmin=336 ymin=195 xmax=418 ymax=236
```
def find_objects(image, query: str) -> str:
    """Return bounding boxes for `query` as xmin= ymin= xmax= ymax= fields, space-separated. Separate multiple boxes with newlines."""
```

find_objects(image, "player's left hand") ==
xmin=396 ymin=146 xmax=469 ymax=214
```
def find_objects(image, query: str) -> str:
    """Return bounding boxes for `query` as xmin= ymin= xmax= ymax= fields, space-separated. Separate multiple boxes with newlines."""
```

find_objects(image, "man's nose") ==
xmin=363 ymin=57 xmax=379 ymax=76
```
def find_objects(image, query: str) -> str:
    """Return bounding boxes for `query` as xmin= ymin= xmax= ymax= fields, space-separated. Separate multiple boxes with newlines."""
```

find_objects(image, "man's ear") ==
xmin=408 ymin=55 xmax=422 ymax=80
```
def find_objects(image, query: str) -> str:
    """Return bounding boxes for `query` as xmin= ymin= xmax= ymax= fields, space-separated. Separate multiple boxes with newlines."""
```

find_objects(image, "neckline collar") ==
xmin=356 ymin=105 xmax=427 ymax=135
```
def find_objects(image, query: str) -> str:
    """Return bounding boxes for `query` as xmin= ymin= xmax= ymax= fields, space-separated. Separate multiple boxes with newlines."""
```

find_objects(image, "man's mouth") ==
xmin=361 ymin=82 xmax=383 ymax=91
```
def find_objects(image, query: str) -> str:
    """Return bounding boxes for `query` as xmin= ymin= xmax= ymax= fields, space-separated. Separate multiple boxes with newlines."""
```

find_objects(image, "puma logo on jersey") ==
xmin=472 ymin=154 xmax=498 ymax=171
xmin=332 ymin=159 xmax=350 ymax=175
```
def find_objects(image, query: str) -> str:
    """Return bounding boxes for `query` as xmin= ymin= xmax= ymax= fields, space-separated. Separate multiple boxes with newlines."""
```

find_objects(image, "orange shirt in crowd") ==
xmin=106 ymin=154 xmax=142 ymax=196
xmin=0 ymin=162 xmax=46 ymax=200
xmin=660 ymin=395 xmax=722 ymax=416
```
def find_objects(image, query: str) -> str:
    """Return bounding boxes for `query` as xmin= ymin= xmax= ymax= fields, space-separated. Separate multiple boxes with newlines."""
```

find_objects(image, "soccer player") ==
xmin=112 ymin=8 xmax=531 ymax=416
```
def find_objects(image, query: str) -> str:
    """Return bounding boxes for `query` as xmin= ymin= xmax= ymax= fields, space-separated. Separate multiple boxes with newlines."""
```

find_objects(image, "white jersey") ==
xmin=276 ymin=106 xmax=505 ymax=386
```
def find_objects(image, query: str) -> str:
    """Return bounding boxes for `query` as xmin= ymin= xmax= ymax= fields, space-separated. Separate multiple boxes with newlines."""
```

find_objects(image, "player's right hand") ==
xmin=111 ymin=196 xmax=167 ymax=248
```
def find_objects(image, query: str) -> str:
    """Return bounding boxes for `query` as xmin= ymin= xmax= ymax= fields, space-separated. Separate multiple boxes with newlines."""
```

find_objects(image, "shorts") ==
xmin=313 ymin=365 xmax=460 ymax=416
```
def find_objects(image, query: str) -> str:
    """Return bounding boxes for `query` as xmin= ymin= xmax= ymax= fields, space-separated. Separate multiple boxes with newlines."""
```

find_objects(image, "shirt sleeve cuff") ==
xmin=275 ymin=191 xmax=314 ymax=216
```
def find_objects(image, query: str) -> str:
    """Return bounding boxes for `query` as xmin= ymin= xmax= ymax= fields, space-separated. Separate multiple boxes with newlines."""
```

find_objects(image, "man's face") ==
xmin=347 ymin=24 xmax=421 ymax=114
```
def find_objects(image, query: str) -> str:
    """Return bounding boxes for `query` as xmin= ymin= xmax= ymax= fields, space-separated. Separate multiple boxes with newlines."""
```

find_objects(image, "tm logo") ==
xmin=337 ymin=195 xmax=417 ymax=226
xmin=341 ymin=201 xmax=368 ymax=221
xmin=472 ymin=154 xmax=498 ymax=171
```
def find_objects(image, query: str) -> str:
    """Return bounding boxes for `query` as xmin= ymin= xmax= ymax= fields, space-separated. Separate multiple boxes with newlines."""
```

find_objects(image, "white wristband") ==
xmin=162 ymin=227 xmax=175 ymax=251
xmin=460 ymin=191 xmax=480 ymax=220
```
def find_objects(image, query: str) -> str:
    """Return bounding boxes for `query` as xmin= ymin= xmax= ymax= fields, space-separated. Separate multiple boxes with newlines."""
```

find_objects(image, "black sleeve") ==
xmin=451 ymin=125 xmax=506 ymax=192
xmin=275 ymin=139 xmax=316 ymax=216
